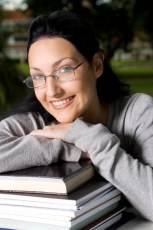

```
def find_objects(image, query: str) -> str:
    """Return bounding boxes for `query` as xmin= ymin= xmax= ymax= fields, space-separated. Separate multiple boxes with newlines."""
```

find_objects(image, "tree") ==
xmin=24 ymin=0 xmax=135 ymax=58
xmin=0 ymin=4 xmax=27 ymax=115
xmin=24 ymin=0 xmax=153 ymax=57
xmin=93 ymin=2 xmax=133 ymax=59
xmin=24 ymin=0 xmax=64 ymax=16
xmin=133 ymin=0 xmax=153 ymax=45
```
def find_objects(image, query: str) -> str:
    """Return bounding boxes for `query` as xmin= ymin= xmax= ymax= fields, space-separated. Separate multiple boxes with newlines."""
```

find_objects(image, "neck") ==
xmin=84 ymin=100 xmax=109 ymax=125
xmin=94 ymin=102 xmax=108 ymax=124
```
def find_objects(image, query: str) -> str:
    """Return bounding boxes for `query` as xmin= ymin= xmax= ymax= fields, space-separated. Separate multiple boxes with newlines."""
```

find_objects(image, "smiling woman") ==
xmin=26 ymin=37 xmax=103 ymax=123
xmin=1 ymin=10 xmax=153 ymax=223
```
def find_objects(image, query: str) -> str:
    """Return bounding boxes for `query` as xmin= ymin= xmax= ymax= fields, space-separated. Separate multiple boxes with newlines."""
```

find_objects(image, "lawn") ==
xmin=111 ymin=59 xmax=153 ymax=96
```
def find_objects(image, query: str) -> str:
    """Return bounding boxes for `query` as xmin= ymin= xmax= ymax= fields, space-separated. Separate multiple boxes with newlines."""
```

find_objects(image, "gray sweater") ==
xmin=0 ymin=93 xmax=153 ymax=221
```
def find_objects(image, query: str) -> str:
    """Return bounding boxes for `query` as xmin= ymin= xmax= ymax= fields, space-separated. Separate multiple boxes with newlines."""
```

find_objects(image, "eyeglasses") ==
xmin=23 ymin=62 xmax=84 ymax=89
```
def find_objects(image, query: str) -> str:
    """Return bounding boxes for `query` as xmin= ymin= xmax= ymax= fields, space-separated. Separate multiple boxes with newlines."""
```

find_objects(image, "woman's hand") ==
xmin=30 ymin=121 xmax=90 ymax=159
xmin=30 ymin=123 xmax=72 ymax=140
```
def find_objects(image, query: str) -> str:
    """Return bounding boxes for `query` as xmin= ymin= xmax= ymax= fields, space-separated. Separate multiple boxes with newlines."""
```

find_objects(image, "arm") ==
xmin=0 ymin=113 xmax=81 ymax=173
xmin=63 ymin=95 xmax=153 ymax=221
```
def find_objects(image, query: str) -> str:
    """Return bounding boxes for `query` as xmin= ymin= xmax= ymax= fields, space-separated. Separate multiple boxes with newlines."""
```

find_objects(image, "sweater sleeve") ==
xmin=0 ymin=113 xmax=81 ymax=173
xmin=63 ymin=95 xmax=153 ymax=222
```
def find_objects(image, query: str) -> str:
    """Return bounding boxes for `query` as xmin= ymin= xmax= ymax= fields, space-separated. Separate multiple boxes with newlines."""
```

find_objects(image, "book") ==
xmin=84 ymin=206 xmax=126 ymax=230
xmin=0 ymin=206 xmax=125 ymax=230
xmin=0 ymin=160 xmax=95 ymax=194
xmin=0 ymin=175 xmax=113 ymax=209
xmin=0 ymin=196 xmax=121 ymax=229
xmin=0 ymin=189 xmax=121 ymax=219
xmin=0 ymin=174 xmax=123 ymax=230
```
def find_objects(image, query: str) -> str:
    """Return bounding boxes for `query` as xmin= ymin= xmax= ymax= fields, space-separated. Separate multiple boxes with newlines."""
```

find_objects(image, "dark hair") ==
xmin=10 ymin=10 xmax=130 ymax=122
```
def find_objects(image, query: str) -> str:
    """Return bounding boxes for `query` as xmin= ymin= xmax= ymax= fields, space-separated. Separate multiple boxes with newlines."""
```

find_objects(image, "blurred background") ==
xmin=0 ymin=0 xmax=153 ymax=115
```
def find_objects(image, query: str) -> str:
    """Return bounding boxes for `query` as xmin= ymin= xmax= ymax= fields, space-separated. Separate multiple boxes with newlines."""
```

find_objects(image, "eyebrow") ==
xmin=30 ymin=57 xmax=77 ymax=71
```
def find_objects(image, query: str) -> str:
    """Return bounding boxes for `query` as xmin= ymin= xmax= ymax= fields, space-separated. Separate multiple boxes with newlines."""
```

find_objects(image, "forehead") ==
xmin=28 ymin=37 xmax=82 ymax=61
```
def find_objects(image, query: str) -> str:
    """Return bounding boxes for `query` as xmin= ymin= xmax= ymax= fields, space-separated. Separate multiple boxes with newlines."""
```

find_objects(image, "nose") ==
xmin=45 ymin=77 xmax=63 ymax=98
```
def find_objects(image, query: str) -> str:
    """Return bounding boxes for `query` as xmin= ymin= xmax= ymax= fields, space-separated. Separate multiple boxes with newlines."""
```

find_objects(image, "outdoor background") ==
xmin=0 ymin=0 xmax=153 ymax=116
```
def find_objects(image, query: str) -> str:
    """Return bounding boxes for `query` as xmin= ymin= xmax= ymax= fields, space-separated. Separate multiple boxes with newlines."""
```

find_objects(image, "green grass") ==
xmin=111 ymin=59 xmax=153 ymax=96
xmin=111 ymin=59 xmax=153 ymax=68
xmin=122 ymin=77 xmax=153 ymax=95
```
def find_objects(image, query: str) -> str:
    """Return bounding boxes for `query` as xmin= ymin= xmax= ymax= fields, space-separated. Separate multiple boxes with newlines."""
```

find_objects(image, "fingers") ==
xmin=30 ymin=129 xmax=49 ymax=137
xmin=30 ymin=123 xmax=72 ymax=139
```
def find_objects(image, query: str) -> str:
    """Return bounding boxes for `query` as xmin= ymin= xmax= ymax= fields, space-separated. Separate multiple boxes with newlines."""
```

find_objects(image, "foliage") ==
xmin=24 ymin=0 xmax=153 ymax=56
xmin=93 ymin=2 xmax=133 ymax=59
xmin=24 ymin=0 xmax=64 ymax=16
xmin=0 ymin=58 xmax=27 ymax=114
xmin=0 ymin=6 xmax=27 ymax=115
xmin=24 ymin=0 xmax=134 ymax=58
xmin=133 ymin=0 xmax=153 ymax=45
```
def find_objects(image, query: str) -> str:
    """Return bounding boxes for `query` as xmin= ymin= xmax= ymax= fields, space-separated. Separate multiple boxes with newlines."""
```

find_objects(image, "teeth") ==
xmin=52 ymin=97 xmax=73 ymax=106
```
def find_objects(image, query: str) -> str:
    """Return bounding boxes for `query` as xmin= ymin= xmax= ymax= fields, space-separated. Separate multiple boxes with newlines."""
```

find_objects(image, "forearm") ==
xmin=0 ymin=134 xmax=82 ymax=173
xmin=0 ymin=134 xmax=58 ymax=173
xmin=63 ymin=119 xmax=153 ymax=221
xmin=0 ymin=113 xmax=82 ymax=173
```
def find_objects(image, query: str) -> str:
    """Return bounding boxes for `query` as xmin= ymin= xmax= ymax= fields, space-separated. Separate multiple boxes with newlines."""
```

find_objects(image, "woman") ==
xmin=0 ymin=10 xmax=153 ymax=221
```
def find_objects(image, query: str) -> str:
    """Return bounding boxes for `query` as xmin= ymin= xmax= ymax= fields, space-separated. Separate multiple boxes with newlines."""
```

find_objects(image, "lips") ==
xmin=51 ymin=96 xmax=75 ymax=109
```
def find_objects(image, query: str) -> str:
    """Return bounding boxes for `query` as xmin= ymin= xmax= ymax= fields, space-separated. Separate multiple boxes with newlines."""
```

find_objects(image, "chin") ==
xmin=54 ymin=113 xmax=80 ymax=123
xmin=56 ymin=117 xmax=74 ymax=124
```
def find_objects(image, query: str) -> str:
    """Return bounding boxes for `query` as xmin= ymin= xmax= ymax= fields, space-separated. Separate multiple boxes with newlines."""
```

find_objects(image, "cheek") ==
xmin=34 ymin=89 xmax=45 ymax=102
xmin=74 ymin=79 xmax=96 ymax=110
xmin=77 ymin=74 xmax=97 ymax=96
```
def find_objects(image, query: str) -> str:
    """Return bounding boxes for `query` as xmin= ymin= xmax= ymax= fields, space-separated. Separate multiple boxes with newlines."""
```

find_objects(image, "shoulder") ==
xmin=110 ymin=93 xmax=153 ymax=119
xmin=116 ymin=93 xmax=153 ymax=134
xmin=125 ymin=93 xmax=153 ymax=120
xmin=109 ymin=93 xmax=153 ymax=134
xmin=127 ymin=93 xmax=153 ymax=108
xmin=109 ymin=93 xmax=153 ymax=147
xmin=114 ymin=93 xmax=153 ymax=116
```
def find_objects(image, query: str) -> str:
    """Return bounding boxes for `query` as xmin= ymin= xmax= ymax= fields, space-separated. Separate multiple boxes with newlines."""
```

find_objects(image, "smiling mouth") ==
xmin=51 ymin=96 xmax=75 ymax=109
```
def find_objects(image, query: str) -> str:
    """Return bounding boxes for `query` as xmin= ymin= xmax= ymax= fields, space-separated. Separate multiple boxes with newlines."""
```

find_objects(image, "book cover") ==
xmin=0 ymin=160 xmax=94 ymax=194
xmin=0 ymin=175 xmax=112 ymax=208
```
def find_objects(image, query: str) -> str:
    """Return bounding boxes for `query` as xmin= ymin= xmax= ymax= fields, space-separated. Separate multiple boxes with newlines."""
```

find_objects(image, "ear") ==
xmin=92 ymin=52 xmax=104 ymax=79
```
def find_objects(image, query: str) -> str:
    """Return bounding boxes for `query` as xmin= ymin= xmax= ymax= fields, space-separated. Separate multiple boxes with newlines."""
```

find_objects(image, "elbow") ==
xmin=139 ymin=208 xmax=153 ymax=222
xmin=145 ymin=214 xmax=153 ymax=222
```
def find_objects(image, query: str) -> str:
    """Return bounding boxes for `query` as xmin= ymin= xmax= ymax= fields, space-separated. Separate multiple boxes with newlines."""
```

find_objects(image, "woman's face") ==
xmin=28 ymin=37 xmax=103 ymax=123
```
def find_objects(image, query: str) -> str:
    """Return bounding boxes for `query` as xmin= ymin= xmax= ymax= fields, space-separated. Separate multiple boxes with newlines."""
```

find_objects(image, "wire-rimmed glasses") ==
xmin=23 ymin=62 xmax=84 ymax=89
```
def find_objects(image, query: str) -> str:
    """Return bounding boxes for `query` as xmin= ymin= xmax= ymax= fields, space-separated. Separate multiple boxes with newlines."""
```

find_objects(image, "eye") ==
xmin=31 ymin=75 xmax=45 ymax=81
xmin=59 ymin=66 xmax=73 ymax=74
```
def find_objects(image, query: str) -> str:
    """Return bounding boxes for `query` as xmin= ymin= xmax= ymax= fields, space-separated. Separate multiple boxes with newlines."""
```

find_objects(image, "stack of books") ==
xmin=0 ymin=160 xmax=125 ymax=229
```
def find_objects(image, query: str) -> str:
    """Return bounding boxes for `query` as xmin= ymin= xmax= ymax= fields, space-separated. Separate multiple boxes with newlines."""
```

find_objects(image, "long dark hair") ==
xmin=10 ymin=10 xmax=130 ymax=123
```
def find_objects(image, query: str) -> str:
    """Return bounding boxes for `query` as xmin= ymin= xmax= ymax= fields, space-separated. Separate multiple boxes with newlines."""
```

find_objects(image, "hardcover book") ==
xmin=0 ymin=206 xmax=125 ymax=230
xmin=0 ymin=160 xmax=94 ymax=194
xmin=0 ymin=174 xmax=113 ymax=208
xmin=0 ymin=196 xmax=121 ymax=229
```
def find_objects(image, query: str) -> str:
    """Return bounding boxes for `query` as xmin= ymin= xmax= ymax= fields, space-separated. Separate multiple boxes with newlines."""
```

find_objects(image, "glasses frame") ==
xmin=23 ymin=62 xmax=84 ymax=89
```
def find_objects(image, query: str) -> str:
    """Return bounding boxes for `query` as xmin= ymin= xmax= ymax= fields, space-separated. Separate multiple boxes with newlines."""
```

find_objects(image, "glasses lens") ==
xmin=57 ymin=67 xmax=75 ymax=82
xmin=24 ymin=77 xmax=46 ymax=88
xmin=23 ymin=78 xmax=34 ymax=88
